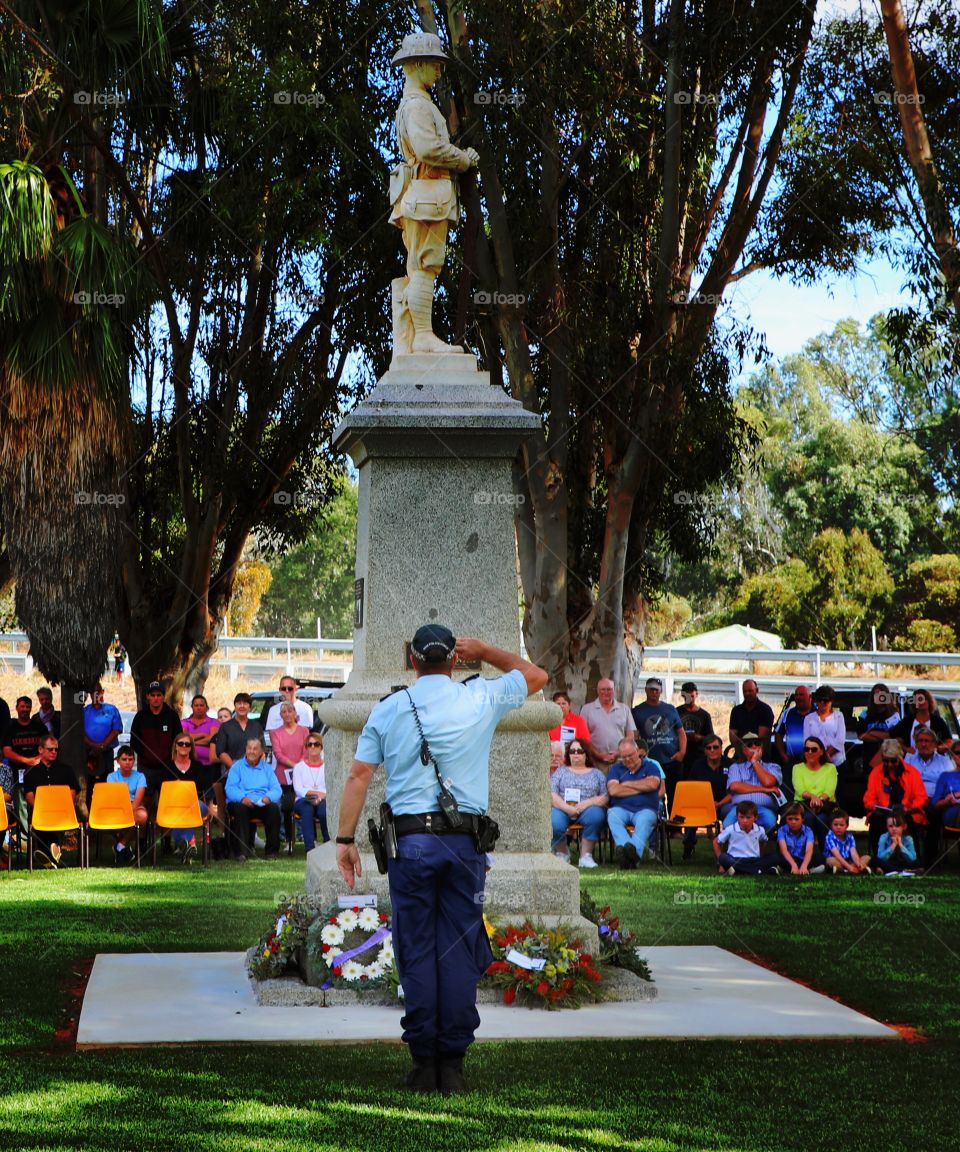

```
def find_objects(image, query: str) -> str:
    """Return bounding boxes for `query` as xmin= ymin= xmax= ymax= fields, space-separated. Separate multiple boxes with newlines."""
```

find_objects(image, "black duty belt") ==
xmin=394 ymin=812 xmax=481 ymax=837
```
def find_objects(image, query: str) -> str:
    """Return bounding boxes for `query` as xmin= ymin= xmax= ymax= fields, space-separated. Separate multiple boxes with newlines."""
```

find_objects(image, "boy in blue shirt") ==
xmin=824 ymin=809 xmax=872 ymax=874
xmin=106 ymin=746 xmax=148 ymax=864
xmin=776 ymin=801 xmax=825 ymax=875
xmin=713 ymin=800 xmax=779 ymax=875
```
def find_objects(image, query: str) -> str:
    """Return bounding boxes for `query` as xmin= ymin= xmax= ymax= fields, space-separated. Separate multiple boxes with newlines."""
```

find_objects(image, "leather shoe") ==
xmin=438 ymin=1056 xmax=467 ymax=1095
xmin=404 ymin=1060 xmax=438 ymax=1093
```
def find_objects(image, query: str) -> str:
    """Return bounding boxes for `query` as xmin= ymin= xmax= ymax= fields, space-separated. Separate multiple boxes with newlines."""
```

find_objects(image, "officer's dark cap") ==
xmin=411 ymin=624 xmax=457 ymax=664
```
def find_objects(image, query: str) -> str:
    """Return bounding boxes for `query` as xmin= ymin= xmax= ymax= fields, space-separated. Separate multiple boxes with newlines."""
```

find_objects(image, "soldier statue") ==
xmin=389 ymin=32 xmax=479 ymax=356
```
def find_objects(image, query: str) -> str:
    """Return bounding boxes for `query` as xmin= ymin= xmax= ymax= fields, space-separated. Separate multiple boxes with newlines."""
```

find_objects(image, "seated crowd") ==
xmin=548 ymin=676 xmax=960 ymax=876
xmin=4 ymin=675 xmax=960 ymax=875
xmin=0 ymin=678 xmax=327 ymax=869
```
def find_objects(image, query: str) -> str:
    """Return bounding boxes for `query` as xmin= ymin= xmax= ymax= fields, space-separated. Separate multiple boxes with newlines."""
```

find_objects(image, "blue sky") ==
xmin=728 ymin=256 xmax=909 ymax=361
xmin=725 ymin=0 xmax=907 ymax=362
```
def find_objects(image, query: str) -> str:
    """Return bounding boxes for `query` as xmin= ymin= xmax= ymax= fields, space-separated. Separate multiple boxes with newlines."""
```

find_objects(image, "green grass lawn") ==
xmin=1 ymin=847 xmax=957 ymax=1150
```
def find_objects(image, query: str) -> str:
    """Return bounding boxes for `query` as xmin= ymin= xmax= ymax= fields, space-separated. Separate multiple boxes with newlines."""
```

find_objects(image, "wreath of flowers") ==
xmin=483 ymin=921 xmax=604 ymax=1009
xmin=580 ymin=891 xmax=651 ymax=981
xmin=307 ymin=904 xmax=395 ymax=989
xmin=248 ymin=894 xmax=316 ymax=981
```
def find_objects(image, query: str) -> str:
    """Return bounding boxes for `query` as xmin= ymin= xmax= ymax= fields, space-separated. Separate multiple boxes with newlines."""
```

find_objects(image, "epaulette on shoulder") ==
xmin=459 ymin=673 xmax=481 ymax=685
xmin=379 ymin=685 xmax=407 ymax=702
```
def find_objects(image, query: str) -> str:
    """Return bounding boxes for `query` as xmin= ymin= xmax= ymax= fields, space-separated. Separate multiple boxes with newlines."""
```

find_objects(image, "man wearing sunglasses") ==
xmin=721 ymin=733 xmax=784 ymax=832
xmin=265 ymin=678 xmax=313 ymax=731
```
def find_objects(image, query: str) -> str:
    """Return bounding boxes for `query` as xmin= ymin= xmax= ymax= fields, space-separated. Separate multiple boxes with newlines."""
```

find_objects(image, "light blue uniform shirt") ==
xmin=225 ymin=757 xmax=282 ymax=805
xmin=355 ymin=669 xmax=528 ymax=816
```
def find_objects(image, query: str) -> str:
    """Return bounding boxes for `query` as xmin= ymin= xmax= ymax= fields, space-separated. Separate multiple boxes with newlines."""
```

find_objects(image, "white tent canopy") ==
xmin=661 ymin=623 xmax=783 ymax=652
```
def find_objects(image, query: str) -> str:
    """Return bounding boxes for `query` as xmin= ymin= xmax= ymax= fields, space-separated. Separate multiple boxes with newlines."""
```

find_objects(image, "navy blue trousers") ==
xmin=388 ymin=831 xmax=492 ymax=1062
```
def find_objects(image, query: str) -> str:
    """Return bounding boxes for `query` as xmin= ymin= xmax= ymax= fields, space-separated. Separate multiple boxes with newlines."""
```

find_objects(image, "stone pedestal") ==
xmin=308 ymin=352 xmax=588 ymax=930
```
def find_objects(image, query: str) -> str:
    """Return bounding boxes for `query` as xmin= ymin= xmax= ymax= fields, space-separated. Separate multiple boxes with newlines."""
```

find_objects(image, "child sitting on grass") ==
xmin=824 ymin=809 xmax=872 ymax=874
xmin=776 ymin=801 xmax=825 ymax=875
xmin=875 ymin=807 xmax=918 ymax=875
xmin=713 ymin=800 xmax=780 ymax=875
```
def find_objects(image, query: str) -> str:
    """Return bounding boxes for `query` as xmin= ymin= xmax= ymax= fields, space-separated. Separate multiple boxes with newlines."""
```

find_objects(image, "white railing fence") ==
xmin=2 ymin=633 xmax=959 ymax=696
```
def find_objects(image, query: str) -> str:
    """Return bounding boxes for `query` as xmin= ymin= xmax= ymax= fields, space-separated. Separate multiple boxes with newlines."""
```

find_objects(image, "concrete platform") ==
xmin=76 ymin=945 xmax=898 ymax=1047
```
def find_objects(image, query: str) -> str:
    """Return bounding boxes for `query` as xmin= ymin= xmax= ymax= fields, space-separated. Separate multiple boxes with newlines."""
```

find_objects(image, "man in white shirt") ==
xmin=581 ymin=679 xmax=637 ymax=769
xmin=264 ymin=678 xmax=313 ymax=731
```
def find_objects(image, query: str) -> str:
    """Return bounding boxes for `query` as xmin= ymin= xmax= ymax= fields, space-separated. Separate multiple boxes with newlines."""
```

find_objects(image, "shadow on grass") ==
xmin=0 ymin=1040 xmax=957 ymax=1151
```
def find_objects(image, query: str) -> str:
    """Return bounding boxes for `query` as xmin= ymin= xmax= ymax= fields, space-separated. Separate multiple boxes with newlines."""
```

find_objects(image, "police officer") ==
xmin=336 ymin=624 xmax=548 ymax=1094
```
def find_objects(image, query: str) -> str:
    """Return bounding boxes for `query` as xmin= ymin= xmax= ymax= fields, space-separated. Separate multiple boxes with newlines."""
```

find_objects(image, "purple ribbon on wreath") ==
xmin=333 ymin=925 xmax=391 ymax=967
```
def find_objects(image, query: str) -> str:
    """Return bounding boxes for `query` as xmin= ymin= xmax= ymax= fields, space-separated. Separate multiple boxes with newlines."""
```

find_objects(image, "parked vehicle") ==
xmin=248 ymin=680 xmax=341 ymax=739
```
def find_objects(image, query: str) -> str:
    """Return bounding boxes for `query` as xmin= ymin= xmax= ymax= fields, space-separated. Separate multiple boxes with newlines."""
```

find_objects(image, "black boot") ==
xmin=438 ymin=1055 xmax=467 ymax=1095
xmin=404 ymin=1059 xmax=438 ymax=1093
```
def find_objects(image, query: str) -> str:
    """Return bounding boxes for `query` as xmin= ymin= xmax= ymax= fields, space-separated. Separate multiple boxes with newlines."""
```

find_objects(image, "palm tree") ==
xmin=0 ymin=2 xmax=162 ymax=769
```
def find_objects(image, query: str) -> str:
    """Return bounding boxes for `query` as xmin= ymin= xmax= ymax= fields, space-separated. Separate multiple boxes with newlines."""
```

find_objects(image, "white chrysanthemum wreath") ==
xmin=312 ymin=904 xmax=395 ymax=988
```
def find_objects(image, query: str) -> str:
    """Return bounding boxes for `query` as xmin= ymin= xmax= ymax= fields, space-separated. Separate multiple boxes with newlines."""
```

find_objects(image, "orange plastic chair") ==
xmin=153 ymin=780 xmax=207 ymax=865
xmin=666 ymin=781 xmax=722 ymax=839
xmin=88 ymin=782 xmax=142 ymax=868
xmin=29 ymin=785 xmax=84 ymax=870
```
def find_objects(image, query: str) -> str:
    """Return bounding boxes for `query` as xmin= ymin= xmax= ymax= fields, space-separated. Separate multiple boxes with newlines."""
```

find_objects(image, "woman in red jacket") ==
xmin=863 ymin=738 xmax=928 ymax=856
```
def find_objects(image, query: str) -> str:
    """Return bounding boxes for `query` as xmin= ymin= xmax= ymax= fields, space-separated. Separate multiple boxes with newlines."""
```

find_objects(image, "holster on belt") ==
xmin=368 ymin=802 xmax=398 ymax=875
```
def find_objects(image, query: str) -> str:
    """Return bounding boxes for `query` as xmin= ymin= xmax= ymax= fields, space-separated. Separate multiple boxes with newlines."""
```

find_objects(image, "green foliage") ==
xmin=642 ymin=593 xmax=693 ymax=645
xmin=892 ymin=554 xmax=960 ymax=646
xmin=895 ymin=619 xmax=957 ymax=654
xmin=770 ymin=420 xmax=935 ymax=572
xmin=227 ymin=559 xmax=273 ymax=636
xmin=732 ymin=558 xmax=816 ymax=644
xmin=255 ymin=479 xmax=357 ymax=638
xmin=678 ymin=318 xmax=952 ymax=642
xmin=812 ymin=527 xmax=894 ymax=648
xmin=0 ymin=583 xmax=17 ymax=632
xmin=736 ymin=321 xmax=942 ymax=575
xmin=731 ymin=529 xmax=892 ymax=648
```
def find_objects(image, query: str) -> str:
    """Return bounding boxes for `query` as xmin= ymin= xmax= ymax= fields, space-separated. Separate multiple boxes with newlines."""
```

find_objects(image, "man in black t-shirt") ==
xmin=24 ymin=735 xmax=79 ymax=866
xmin=677 ymin=681 xmax=715 ymax=769
xmin=130 ymin=681 xmax=183 ymax=794
xmin=728 ymin=679 xmax=775 ymax=758
xmin=4 ymin=695 xmax=50 ymax=831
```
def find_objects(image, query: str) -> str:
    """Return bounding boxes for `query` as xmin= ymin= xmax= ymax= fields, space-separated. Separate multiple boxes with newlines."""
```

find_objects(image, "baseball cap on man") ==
xmin=147 ymin=681 xmax=163 ymax=693
xmin=411 ymin=624 xmax=456 ymax=664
